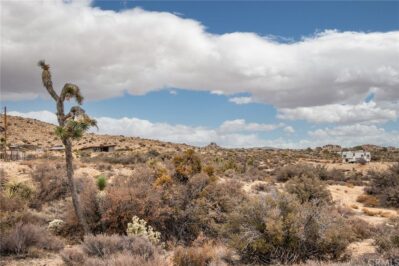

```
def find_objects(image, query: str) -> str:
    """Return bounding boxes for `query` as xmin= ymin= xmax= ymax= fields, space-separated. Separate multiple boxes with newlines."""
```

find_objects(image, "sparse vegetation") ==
xmin=1 ymin=115 xmax=398 ymax=265
xmin=365 ymin=163 xmax=399 ymax=208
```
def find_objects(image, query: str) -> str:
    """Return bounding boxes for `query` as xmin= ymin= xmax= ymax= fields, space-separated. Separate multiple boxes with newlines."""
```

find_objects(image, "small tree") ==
xmin=38 ymin=60 xmax=97 ymax=234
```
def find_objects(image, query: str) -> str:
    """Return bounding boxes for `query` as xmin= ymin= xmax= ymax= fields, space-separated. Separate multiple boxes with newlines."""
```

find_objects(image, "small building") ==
xmin=80 ymin=144 xmax=116 ymax=153
xmin=49 ymin=145 xmax=65 ymax=151
xmin=339 ymin=150 xmax=371 ymax=163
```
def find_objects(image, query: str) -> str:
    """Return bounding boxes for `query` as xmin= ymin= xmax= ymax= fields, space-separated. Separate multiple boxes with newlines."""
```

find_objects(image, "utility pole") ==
xmin=3 ymin=107 xmax=7 ymax=161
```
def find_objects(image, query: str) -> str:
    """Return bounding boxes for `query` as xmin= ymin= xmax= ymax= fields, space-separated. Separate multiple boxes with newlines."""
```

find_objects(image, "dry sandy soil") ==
xmin=328 ymin=184 xmax=398 ymax=225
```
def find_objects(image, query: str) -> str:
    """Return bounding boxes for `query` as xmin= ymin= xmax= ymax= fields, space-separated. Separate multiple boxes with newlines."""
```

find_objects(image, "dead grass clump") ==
xmin=356 ymin=194 xmax=380 ymax=207
xmin=361 ymin=208 xmax=393 ymax=218
xmin=173 ymin=240 xmax=237 ymax=266
xmin=173 ymin=245 xmax=213 ymax=266
xmin=0 ymin=222 xmax=63 ymax=256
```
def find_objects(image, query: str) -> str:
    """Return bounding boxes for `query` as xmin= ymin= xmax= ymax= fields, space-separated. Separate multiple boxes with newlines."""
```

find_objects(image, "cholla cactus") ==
xmin=48 ymin=219 xmax=64 ymax=234
xmin=126 ymin=216 xmax=161 ymax=245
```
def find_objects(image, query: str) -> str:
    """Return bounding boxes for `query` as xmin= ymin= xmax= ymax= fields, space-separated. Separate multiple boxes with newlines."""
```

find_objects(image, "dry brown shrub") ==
xmin=84 ymin=252 xmax=166 ymax=266
xmin=60 ymin=234 xmax=164 ymax=266
xmin=348 ymin=218 xmax=374 ymax=240
xmin=0 ymin=222 xmax=63 ymax=255
xmin=356 ymin=194 xmax=380 ymax=207
xmin=63 ymin=177 xmax=103 ymax=236
xmin=97 ymin=165 xmax=177 ymax=238
xmin=31 ymin=163 xmax=69 ymax=208
xmin=173 ymin=245 xmax=213 ymax=266
xmin=60 ymin=246 xmax=87 ymax=266
xmin=366 ymin=163 xmax=399 ymax=208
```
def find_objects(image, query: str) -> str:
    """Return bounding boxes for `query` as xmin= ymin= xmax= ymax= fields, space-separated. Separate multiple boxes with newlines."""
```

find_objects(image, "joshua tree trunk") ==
xmin=38 ymin=61 xmax=91 ymax=235
xmin=64 ymin=138 xmax=89 ymax=234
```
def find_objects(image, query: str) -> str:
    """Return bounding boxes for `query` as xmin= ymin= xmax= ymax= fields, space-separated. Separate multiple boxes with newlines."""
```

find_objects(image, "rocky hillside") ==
xmin=0 ymin=115 xmax=190 ymax=153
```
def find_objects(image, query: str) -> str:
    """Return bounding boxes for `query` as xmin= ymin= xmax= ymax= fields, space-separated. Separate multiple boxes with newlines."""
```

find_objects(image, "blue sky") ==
xmin=1 ymin=1 xmax=399 ymax=148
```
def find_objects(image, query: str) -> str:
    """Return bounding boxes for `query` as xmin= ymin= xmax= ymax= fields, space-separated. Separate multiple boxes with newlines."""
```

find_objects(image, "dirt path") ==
xmin=328 ymin=184 xmax=398 ymax=225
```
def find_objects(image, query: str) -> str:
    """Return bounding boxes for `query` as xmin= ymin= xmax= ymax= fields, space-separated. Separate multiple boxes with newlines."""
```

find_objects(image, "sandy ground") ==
xmin=308 ymin=161 xmax=393 ymax=174
xmin=346 ymin=239 xmax=376 ymax=258
xmin=0 ymin=161 xmax=32 ymax=183
xmin=328 ymin=184 xmax=398 ymax=225
xmin=0 ymin=254 xmax=63 ymax=266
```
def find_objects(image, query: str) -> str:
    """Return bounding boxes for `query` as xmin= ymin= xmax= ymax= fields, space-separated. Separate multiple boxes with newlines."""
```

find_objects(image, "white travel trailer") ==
xmin=340 ymin=150 xmax=371 ymax=163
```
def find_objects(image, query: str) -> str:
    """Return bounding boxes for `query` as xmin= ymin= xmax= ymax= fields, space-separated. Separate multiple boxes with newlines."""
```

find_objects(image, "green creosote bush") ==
xmin=226 ymin=192 xmax=352 ymax=264
xmin=96 ymin=175 xmax=107 ymax=191
xmin=285 ymin=175 xmax=332 ymax=204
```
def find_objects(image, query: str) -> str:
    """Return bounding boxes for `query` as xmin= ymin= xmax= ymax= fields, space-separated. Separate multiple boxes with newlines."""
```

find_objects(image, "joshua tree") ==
xmin=38 ymin=60 xmax=97 ymax=234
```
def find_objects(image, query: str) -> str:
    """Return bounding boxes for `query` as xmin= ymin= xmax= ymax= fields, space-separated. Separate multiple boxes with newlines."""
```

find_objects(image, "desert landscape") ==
xmin=1 ymin=114 xmax=398 ymax=265
xmin=1 ymin=1 xmax=399 ymax=265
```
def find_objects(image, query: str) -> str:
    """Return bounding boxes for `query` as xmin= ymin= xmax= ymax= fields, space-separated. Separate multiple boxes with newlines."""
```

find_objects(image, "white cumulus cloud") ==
xmin=278 ymin=101 xmax=397 ymax=124
xmin=307 ymin=124 xmax=399 ymax=147
xmin=8 ymin=110 xmax=287 ymax=148
xmin=1 ymin=1 xmax=398 ymax=108
xmin=228 ymin=97 xmax=254 ymax=105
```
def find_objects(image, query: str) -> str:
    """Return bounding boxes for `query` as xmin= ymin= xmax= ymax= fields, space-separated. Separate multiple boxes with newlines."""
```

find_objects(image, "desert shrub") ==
xmin=4 ymin=180 xmax=35 ymax=201
xmin=61 ymin=246 xmax=87 ymax=266
xmin=0 ymin=222 xmax=63 ymax=255
xmin=0 ymin=190 xmax=25 ymax=213
xmin=356 ymin=194 xmax=380 ymax=207
xmin=154 ymin=174 xmax=172 ymax=187
xmin=276 ymin=164 xmax=315 ymax=182
xmin=0 ymin=169 xmax=8 ymax=187
xmin=173 ymin=239 xmax=237 ymax=266
xmin=31 ymin=163 xmax=69 ymax=207
xmin=84 ymin=252 xmax=165 ymax=266
xmin=173 ymin=245 xmax=213 ymax=266
xmin=83 ymin=152 xmax=148 ymax=165
xmin=82 ymin=234 xmax=158 ymax=260
xmin=276 ymin=164 xmax=345 ymax=183
xmin=100 ymin=167 xmax=171 ymax=235
xmin=285 ymin=175 xmax=332 ymax=204
xmin=188 ymin=179 xmax=246 ymax=238
xmin=375 ymin=218 xmax=399 ymax=262
xmin=226 ymin=193 xmax=352 ymax=264
xmin=97 ymin=175 xmax=107 ymax=191
xmin=173 ymin=149 xmax=202 ymax=182
xmin=365 ymin=163 xmax=399 ymax=208
xmin=347 ymin=218 xmax=374 ymax=240
xmin=64 ymin=177 xmax=103 ymax=236
xmin=61 ymin=234 xmax=164 ymax=266
xmin=203 ymin=165 xmax=215 ymax=177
